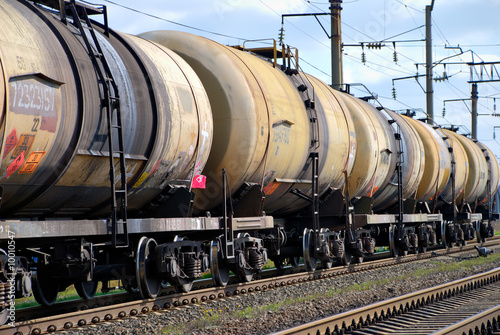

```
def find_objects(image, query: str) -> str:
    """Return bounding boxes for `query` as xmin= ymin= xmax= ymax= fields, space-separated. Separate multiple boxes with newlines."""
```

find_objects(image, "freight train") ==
xmin=0 ymin=0 xmax=498 ymax=321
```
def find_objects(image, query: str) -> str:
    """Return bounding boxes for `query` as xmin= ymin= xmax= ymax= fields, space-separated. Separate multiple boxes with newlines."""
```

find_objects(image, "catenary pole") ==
xmin=331 ymin=0 xmax=343 ymax=90
xmin=425 ymin=1 xmax=435 ymax=124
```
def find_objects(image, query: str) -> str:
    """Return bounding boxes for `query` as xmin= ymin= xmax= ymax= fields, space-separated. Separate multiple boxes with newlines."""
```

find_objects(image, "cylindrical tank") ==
xmin=140 ymin=30 xmax=355 ymax=214
xmin=275 ymin=73 xmax=356 ymax=214
xmin=403 ymin=117 xmax=451 ymax=203
xmin=374 ymin=110 xmax=425 ymax=211
xmin=0 ymin=1 xmax=212 ymax=218
xmin=452 ymin=134 xmax=488 ymax=204
xmin=476 ymin=141 xmax=500 ymax=205
xmin=438 ymin=129 xmax=468 ymax=203
xmin=334 ymin=94 xmax=397 ymax=202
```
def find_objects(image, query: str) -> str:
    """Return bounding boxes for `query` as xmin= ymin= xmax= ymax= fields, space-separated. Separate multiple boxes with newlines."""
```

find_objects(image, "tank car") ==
xmin=0 ymin=0 xmax=498 ymax=320
xmin=0 ymin=0 xmax=220 ymax=307
xmin=142 ymin=30 xmax=498 ymax=266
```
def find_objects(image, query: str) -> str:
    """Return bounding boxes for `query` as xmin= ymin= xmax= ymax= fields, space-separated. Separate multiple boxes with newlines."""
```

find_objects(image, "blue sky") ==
xmin=100 ymin=0 xmax=500 ymax=159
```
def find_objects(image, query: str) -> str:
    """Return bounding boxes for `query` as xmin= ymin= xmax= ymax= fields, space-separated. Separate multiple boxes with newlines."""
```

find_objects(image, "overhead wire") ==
xmin=344 ymin=54 xmax=413 ymax=77
xmin=257 ymin=0 xmax=330 ymax=49
xmin=301 ymin=0 xmax=421 ymax=76
xmin=394 ymin=0 xmax=424 ymax=13
xmin=441 ymin=80 xmax=499 ymax=132
xmin=101 ymin=0 xmax=248 ymax=40
xmin=431 ymin=18 xmax=451 ymax=47
xmin=403 ymin=4 xmax=500 ymax=134
xmin=394 ymin=13 xmax=500 ymax=134
xmin=299 ymin=57 xmax=331 ymax=78
xmin=263 ymin=0 xmax=415 ymax=80
xmin=378 ymin=95 xmax=416 ymax=109
xmin=402 ymin=3 xmax=425 ymax=38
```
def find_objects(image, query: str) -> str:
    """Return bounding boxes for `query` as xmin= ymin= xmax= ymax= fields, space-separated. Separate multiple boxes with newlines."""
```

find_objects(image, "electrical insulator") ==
xmin=367 ymin=43 xmax=380 ymax=49
xmin=392 ymin=42 xmax=397 ymax=63
xmin=392 ymin=86 xmax=396 ymax=99
xmin=278 ymin=27 xmax=285 ymax=44
xmin=442 ymin=107 xmax=446 ymax=117
xmin=361 ymin=51 xmax=366 ymax=64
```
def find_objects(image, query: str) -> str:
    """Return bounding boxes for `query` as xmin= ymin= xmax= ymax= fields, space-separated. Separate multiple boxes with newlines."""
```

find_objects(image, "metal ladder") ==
xmin=65 ymin=0 xmax=128 ymax=247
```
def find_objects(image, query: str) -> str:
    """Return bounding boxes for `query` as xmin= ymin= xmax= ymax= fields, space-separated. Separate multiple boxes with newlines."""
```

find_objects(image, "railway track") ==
xmin=1 ymin=239 xmax=497 ymax=335
xmin=433 ymin=304 xmax=500 ymax=335
xmin=272 ymin=261 xmax=500 ymax=335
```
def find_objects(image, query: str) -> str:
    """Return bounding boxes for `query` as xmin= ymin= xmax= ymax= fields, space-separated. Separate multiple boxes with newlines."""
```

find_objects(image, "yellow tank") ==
xmin=452 ymin=134 xmax=488 ymax=204
xmin=438 ymin=129 xmax=468 ymax=203
xmin=476 ymin=142 xmax=500 ymax=205
xmin=373 ymin=110 xmax=425 ymax=210
xmin=334 ymin=94 xmax=397 ymax=201
xmin=267 ymin=73 xmax=356 ymax=213
xmin=403 ymin=117 xmax=451 ymax=202
xmin=141 ymin=31 xmax=355 ymax=214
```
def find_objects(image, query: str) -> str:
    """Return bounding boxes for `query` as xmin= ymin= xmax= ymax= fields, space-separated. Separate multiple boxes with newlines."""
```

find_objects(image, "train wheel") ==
xmin=303 ymin=228 xmax=317 ymax=272
xmin=74 ymin=280 xmax=98 ymax=300
xmin=210 ymin=239 xmax=230 ymax=287
xmin=32 ymin=270 xmax=59 ymax=306
xmin=0 ymin=307 xmax=8 ymax=325
xmin=121 ymin=278 xmax=139 ymax=293
xmin=136 ymin=237 xmax=161 ymax=299
xmin=291 ymin=257 xmax=300 ymax=267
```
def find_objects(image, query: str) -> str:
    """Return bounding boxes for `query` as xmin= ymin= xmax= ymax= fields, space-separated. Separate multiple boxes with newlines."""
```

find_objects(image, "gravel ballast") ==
xmin=61 ymin=246 xmax=500 ymax=335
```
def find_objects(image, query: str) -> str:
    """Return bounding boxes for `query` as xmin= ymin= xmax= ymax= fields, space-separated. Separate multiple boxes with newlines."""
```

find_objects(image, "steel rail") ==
xmin=11 ymin=264 xmax=306 ymax=323
xmin=431 ymin=304 xmax=500 ymax=335
xmin=270 ymin=267 xmax=500 ymax=335
xmin=2 ymin=238 xmax=497 ymax=335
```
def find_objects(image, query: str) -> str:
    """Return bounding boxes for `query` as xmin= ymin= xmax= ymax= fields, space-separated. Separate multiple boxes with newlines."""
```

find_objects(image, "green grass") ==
xmin=263 ymin=258 xmax=276 ymax=270
xmin=163 ymin=305 xmax=228 ymax=334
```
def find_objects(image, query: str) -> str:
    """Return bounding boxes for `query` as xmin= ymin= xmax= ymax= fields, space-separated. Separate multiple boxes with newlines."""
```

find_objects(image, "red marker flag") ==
xmin=192 ymin=174 xmax=206 ymax=189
